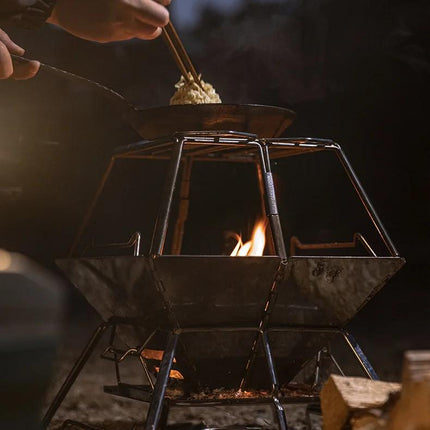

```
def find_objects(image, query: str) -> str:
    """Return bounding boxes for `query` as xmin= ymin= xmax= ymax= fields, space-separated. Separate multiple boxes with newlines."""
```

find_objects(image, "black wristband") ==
xmin=19 ymin=0 xmax=57 ymax=29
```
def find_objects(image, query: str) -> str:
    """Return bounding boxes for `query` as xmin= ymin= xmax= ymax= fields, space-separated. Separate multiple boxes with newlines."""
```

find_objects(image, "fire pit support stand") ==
xmin=145 ymin=326 xmax=289 ymax=430
xmin=41 ymin=319 xmax=380 ymax=430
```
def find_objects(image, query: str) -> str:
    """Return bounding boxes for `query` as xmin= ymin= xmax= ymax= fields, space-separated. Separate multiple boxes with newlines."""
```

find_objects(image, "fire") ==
xmin=230 ymin=219 xmax=267 ymax=256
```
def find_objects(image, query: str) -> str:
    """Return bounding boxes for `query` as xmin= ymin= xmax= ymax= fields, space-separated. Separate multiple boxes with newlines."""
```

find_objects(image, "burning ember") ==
xmin=230 ymin=219 xmax=267 ymax=256
xmin=142 ymin=349 xmax=184 ymax=379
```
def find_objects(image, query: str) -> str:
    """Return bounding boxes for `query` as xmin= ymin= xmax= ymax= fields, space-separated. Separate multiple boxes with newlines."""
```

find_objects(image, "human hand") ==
xmin=0 ymin=29 xmax=40 ymax=79
xmin=47 ymin=0 xmax=171 ymax=43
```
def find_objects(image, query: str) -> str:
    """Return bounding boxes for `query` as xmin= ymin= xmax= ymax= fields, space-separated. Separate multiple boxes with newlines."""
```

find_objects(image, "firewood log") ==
xmin=320 ymin=375 xmax=401 ymax=430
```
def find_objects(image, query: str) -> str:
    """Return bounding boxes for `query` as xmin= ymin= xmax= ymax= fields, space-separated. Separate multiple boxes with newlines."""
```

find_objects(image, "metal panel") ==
xmin=271 ymin=256 xmax=405 ymax=326
xmin=56 ymin=257 xmax=166 ymax=348
xmin=151 ymin=255 xmax=283 ymax=389
xmin=262 ymin=256 xmax=405 ymax=384
xmin=57 ymin=255 xmax=404 ymax=389
xmin=152 ymin=256 xmax=281 ymax=326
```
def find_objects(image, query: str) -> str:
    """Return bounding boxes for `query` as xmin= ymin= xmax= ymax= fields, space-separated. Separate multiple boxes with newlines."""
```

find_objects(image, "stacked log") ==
xmin=320 ymin=375 xmax=400 ymax=430
xmin=320 ymin=350 xmax=430 ymax=430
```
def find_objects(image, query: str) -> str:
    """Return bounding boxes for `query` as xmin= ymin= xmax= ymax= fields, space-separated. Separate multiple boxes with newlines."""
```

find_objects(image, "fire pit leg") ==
xmin=40 ymin=321 xmax=111 ymax=429
xmin=145 ymin=332 xmax=178 ymax=430
xmin=342 ymin=330 xmax=379 ymax=380
xmin=158 ymin=399 xmax=171 ymax=430
xmin=261 ymin=331 xmax=279 ymax=393
xmin=272 ymin=396 xmax=289 ymax=430
xmin=261 ymin=331 xmax=289 ymax=430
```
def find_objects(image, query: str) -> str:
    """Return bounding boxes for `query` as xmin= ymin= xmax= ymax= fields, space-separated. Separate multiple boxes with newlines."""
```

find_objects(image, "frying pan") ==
xmin=12 ymin=55 xmax=295 ymax=139
xmin=126 ymin=103 xmax=295 ymax=139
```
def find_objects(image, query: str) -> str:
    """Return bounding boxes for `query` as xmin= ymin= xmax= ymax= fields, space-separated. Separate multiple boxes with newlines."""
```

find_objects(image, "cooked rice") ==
xmin=169 ymin=73 xmax=221 ymax=105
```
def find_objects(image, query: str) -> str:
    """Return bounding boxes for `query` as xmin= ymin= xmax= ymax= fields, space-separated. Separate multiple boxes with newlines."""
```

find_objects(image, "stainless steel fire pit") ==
xmin=41 ymin=118 xmax=404 ymax=430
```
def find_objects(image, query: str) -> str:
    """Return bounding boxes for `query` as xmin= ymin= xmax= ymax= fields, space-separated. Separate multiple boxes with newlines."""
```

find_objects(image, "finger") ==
xmin=0 ymin=41 xmax=13 ymax=79
xmin=131 ymin=0 xmax=170 ymax=27
xmin=128 ymin=20 xmax=162 ymax=40
xmin=137 ymin=25 xmax=162 ymax=40
xmin=12 ymin=60 xmax=40 ymax=80
xmin=0 ymin=29 xmax=25 ymax=56
xmin=153 ymin=0 xmax=171 ymax=6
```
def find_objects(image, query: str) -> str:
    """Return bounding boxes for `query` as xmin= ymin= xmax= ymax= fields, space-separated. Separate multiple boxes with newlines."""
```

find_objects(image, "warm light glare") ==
xmin=230 ymin=220 xmax=266 ymax=256
xmin=0 ymin=249 xmax=12 ymax=271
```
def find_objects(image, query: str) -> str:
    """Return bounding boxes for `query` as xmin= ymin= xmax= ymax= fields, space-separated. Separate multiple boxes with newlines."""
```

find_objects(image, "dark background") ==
xmin=0 ymin=0 xmax=429 ymax=379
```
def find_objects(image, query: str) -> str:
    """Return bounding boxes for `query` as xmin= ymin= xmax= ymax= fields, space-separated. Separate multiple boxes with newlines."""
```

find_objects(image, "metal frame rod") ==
xmin=265 ymin=137 xmax=399 ymax=256
xmin=289 ymin=232 xmax=377 ymax=257
xmin=342 ymin=331 xmax=379 ymax=380
xmin=255 ymin=161 xmax=276 ymax=254
xmin=139 ymin=356 xmax=155 ymax=391
xmin=69 ymin=157 xmax=116 ymax=257
xmin=158 ymin=399 xmax=171 ymax=430
xmin=171 ymin=157 xmax=193 ymax=255
xmin=239 ymin=140 xmax=287 ymax=391
xmin=267 ymin=325 xmax=378 ymax=380
xmin=239 ymin=261 xmax=287 ymax=390
xmin=261 ymin=331 xmax=280 ymax=394
xmin=311 ymin=347 xmax=346 ymax=390
xmin=327 ymin=350 xmax=346 ymax=376
xmin=108 ymin=324 xmax=121 ymax=385
xmin=259 ymin=143 xmax=287 ymax=259
xmin=144 ymin=333 xmax=179 ymax=430
xmin=333 ymin=146 xmax=399 ymax=257
xmin=150 ymin=138 xmax=184 ymax=256
xmin=273 ymin=396 xmax=289 ymax=430
xmin=311 ymin=349 xmax=323 ymax=390
xmin=40 ymin=321 xmax=111 ymax=429
xmin=87 ymin=231 xmax=142 ymax=257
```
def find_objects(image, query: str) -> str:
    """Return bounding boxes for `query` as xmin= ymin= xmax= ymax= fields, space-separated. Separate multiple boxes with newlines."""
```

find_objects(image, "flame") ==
xmin=230 ymin=220 xmax=267 ymax=256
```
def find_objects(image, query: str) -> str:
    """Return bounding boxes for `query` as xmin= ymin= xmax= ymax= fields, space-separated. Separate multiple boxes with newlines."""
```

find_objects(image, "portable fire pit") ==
xmin=41 ymin=104 xmax=404 ymax=430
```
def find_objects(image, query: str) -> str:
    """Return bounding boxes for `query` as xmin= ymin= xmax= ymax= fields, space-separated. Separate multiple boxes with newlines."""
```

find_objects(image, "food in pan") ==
xmin=169 ymin=73 xmax=222 ymax=105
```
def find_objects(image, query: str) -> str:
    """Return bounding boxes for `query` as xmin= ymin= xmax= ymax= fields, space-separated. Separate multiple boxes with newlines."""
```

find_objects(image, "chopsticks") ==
xmin=162 ymin=21 xmax=204 ymax=89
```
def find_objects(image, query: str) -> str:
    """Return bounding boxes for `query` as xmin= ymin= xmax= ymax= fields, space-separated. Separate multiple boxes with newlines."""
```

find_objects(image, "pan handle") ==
xmin=11 ymin=54 xmax=133 ymax=111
